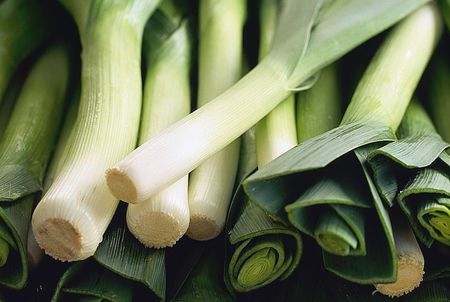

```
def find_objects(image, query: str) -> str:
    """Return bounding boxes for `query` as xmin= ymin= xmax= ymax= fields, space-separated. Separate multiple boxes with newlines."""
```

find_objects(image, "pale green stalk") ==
xmin=297 ymin=64 xmax=341 ymax=143
xmin=32 ymin=0 xmax=160 ymax=262
xmin=127 ymin=5 xmax=192 ymax=248
xmin=256 ymin=0 xmax=297 ymax=168
xmin=187 ymin=0 xmax=246 ymax=240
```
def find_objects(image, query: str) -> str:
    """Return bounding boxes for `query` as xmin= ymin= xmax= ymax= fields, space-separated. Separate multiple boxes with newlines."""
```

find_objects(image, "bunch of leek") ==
xmin=32 ymin=0 xmax=161 ymax=261
xmin=368 ymin=101 xmax=450 ymax=247
xmin=0 ymin=45 xmax=69 ymax=289
xmin=186 ymin=0 xmax=245 ymax=241
xmin=245 ymin=4 xmax=439 ymax=288
xmin=127 ymin=1 xmax=192 ymax=249
xmin=106 ymin=0 xmax=430 ymax=209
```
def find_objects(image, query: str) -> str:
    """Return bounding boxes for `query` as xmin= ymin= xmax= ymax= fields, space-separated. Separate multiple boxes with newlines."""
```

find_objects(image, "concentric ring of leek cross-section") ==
xmin=285 ymin=174 xmax=371 ymax=257
xmin=398 ymin=167 xmax=450 ymax=246
xmin=227 ymin=202 xmax=301 ymax=292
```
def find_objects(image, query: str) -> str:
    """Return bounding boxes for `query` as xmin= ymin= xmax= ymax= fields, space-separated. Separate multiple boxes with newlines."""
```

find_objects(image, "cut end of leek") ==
xmin=105 ymin=167 xmax=137 ymax=203
xmin=374 ymin=253 xmax=424 ymax=297
xmin=33 ymin=218 xmax=83 ymax=262
xmin=127 ymin=209 xmax=188 ymax=249
xmin=32 ymin=200 xmax=102 ymax=262
xmin=186 ymin=215 xmax=221 ymax=241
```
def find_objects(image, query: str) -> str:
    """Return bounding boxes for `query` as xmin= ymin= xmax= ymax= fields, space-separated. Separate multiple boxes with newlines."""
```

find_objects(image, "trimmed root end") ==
xmin=186 ymin=215 xmax=221 ymax=241
xmin=375 ymin=255 xmax=424 ymax=297
xmin=106 ymin=167 xmax=137 ymax=203
xmin=34 ymin=218 xmax=83 ymax=262
xmin=130 ymin=212 xmax=185 ymax=248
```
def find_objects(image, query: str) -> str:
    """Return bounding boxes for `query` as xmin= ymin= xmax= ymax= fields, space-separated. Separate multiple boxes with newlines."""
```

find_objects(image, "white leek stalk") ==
xmin=127 ymin=6 xmax=191 ymax=248
xmin=105 ymin=0 xmax=430 ymax=205
xmin=32 ymin=0 xmax=159 ymax=261
xmin=256 ymin=0 xmax=297 ymax=168
xmin=375 ymin=216 xmax=425 ymax=297
xmin=186 ymin=0 xmax=246 ymax=240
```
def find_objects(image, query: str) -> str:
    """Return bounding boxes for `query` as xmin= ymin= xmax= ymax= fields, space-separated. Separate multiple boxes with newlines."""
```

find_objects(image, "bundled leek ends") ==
xmin=32 ymin=0 xmax=160 ymax=262
xmin=105 ymin=0 xmax=429 ymax=205
xmin=187 ymin=0 xmax=246 ymax=241
xmin=127 ymin=4 xmax=192 ymax=248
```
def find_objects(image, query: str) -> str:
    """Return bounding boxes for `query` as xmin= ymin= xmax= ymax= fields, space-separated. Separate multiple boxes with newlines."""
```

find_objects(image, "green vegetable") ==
xmin=106 ymin=0 xmax=430 ymax=206
xmin=127 ymin=2 xmax=192 ymax=249
xmin=245 ymin=4 xmax=440 ymax=284
xmin=0 ymin=0 xmax=49 ymax=105
xmin=32 ymin=0 xmax=160 ymax=262
xmin=429 ymin=57 xmax=450 ymax=142
xmin=0 ymin=45 xmax=69 ymax=289
xmin=187 ymin=0 xmax=246 ymax=241
xmin=368 ymin=101 xmax=450 ymax=246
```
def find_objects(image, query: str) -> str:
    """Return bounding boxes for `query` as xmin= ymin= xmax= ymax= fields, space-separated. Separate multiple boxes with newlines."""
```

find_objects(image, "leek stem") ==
xmin=429 ymin=58 xmax=450 ymax=142
xmin=375 ymin=215 xmax=424 ymax=297
xmin=0 ymin=0 xmax=49 ymax=105
xmin=340 ymin=4 xmax=441 ymax=131
xmin=187 ymin=0 xmax=246 ymax=240
xmin=32 ymin=0 xmax=159 ymax=261
xmin=127 ymin=5 xmax=191 ymax=248
xmin=297 ymin=64 xmax=341 ymax=143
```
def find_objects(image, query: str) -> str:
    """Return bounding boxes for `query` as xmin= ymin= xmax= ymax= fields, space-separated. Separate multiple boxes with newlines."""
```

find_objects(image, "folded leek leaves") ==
xmin=0 ymin=46 xmax=69 ymax=289
xmin=244 ymin=4 xmax=440 ymax=284
xmin=367 ymin=102 xmax=450 ymax=247
xmin=52 ymin=205 xmax=165 ymax=302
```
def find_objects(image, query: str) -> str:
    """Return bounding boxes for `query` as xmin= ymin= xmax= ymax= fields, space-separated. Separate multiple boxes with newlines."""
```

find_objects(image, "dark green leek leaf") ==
xmin=94 ymin=205 xmax=165 ymax=301
xmin=173 ymin=243 xmax=232 ymax=302
xmin=438 ymin=0 xmax=450 ymax=31
xmin=51 ymin=261 xmax=134 ymax=302
xmin=429 ymin=55 xmax=450 ymax=142
xmin=0 ymin=195 xmax=34 ymax=289
xmin=403 ymin=281 xmax=450 ymax=302
xmin=0 ymin=0 xmax=50 ymax=105
xmin=368 ymin=102 xmax=450 ymax=246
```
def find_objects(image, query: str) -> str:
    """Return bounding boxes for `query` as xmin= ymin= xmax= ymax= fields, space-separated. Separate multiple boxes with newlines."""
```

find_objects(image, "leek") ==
xmin=245 ymin=4 xmax=440 ymax=284
xmin=127 ymin=2 xmax=192 ymax=248
xmin=0 ymin=45 xmax=69 ymax=289
xmin=225 ymin=1 xmax=302 ymax=292
xmin=429 ymin=57 xmax=450 ymax=143
xmin=368 ymin=101 xmax=450 ymax=246
xmin=186 ymin=0 xmax=246 ymax=241
xmin=0 ymin=0 xmax=49 ymax=105
xmin=296 ymin=64 xmax=341 ymax=143
xmin=438 ymin=0 xmax=450 ymax=30
xmin=105 ymin=0 xmax=430 ymax=205
xmin=32 ymin=0 xmax=160 ymax=261
xmin=374 ymin=215 xmax=424 ymax=297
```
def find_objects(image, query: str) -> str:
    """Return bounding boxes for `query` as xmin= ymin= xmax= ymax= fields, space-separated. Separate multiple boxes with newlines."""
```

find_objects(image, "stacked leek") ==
xmin=0 ymin=45 xmax=69 ymax=289
xmin=245 ymin=4 xmax=440 ymax=291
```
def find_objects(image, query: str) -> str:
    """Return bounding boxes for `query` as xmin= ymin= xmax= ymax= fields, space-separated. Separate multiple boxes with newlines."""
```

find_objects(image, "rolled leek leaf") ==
xmin=106 ymin=0 xmax=430 ymax=205
xmin=368 ymin=101 xmax=450 ymax=246
xmin=0 ymin=46 xmax=69 ymax=289
xmin=32 ymin=0 xmax=160 ymax=262
xmin=438 ymin=0 xmax=450 ymax=30
xmin=127 ymin=2 xmax=191 ymax=248
xmin=245 ymin=4 xmax=440 ymax=284
xmin=0 ymin=0 xmax=49 ymax=105
xmin=187 ymin=0 xmax=246 ymax=241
